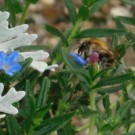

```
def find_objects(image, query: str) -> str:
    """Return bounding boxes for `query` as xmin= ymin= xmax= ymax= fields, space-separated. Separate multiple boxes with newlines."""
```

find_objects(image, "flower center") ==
xmin=3 ymin=64 xmax=10 ymax=70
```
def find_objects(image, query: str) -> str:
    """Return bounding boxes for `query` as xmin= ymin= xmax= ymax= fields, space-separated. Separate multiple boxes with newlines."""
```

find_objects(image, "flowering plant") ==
xmin=1 ymin=0 xmax=135 ymax=135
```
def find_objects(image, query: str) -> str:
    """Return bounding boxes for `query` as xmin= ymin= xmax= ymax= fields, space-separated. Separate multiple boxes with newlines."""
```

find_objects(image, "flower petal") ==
xmin=70 ymin=52 xmax=87 ymax=66
xmin=0 ymin=34 xmax=38 ymax=52
xmin=30 ymin=60 xmax=48 ymax=73
xmin=0 ymin=20 xmax=8 ymax=28
xmin=0 ymin=51 xmax=7 ymax=68
xmin=0 ymin=24 xmax=28 ymax=43
xmin=0 ymin=83 xmax=4 ymax=96
xmin=19 ymin=50 xmax=49 ymax=61
xmin=45 ymin=64 xmax=58 ymax=71
xmin=30 ymin=61 xmax=58 ymax=72
xmin=7 ymin=51 xmax=19 ymax=62
xmin=0 ymin=114 xmax=6 ymax=119
xmin=0 ymin=11 xmax=9 ymax=23
xmin=5 ymin=63 xmax=22 ymax=76
xmin=0 ymin=85 xmax=26 ymax=115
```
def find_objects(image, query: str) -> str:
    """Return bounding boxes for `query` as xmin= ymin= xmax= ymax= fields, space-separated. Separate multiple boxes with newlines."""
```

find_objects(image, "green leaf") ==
xmin=24 ymin=80 xmax=35 ymax=116
xmin=60 ymin=69 xmax=88 ymax=79
xmin=117 ymin=16 xmax=135 ymax=26
xmin=75 ymin=28 xmax=127 ymax=38
xmin=34 ymin=112 xmax=75 ymax=135
xmin=0 ymin=130 xmax=5 ymax=135
xmin=25 ymin=0 xmax=38 ymax=4
xmin=64 ymin=0 xmax=77 ymax=25
xmin=97 ymin=84 xmax=124 ymax=94
xmin=115 ymin=100 xmax=132 ymax=121
xmin=11 ymin=0 xmax=22 ymax=13
xmin=15 ymin=70 xmax=40 ymax=90
xmin=26 ymin=71 xmax=40 ymax=89
xmin=89 ymin=0 xmax=110 ymax=16
xmin=78 ymin=106 xmax=97 ymax=118
xmin=77 ymin=6 xmax=89 ymax=21
xmin=6 ymin=115 xmax=20 ymax=135
xmin=5 ymin=0 xmax=22 ymax=14
xmin=36 ymin=77 xmax=50 ymax=109
xmin=20 ymin=80 xmax=36 ymax=133
xmin=16 ymin=45 xmax=49 ymax=52
xmin=102 ymin=94 xmax=111 ymax=116
xmin=95 ymin=73 xmax=133 ymax=88
xmin=45 ymin=24 xmax=68 ymax=46
xmin=4 ymin=0 xmax=16 ymax=26
xmin=82 ymin=0 xmax=96 ymax=6
xmin=29 ymin=0 xmax=38 ymax=4
xmin=114 ymin=120 xmax=135 ymax=131
xmin=50 ymin=28 xmax=72 ymax=60
xmin=33 ymin=104 xmax=52 ymax=127
xmin=121 ymin=0 xmax=135 ymax=6
xmin=114 ymin=17 xmax=135 ymax=51
xmin=111 ymin=34 xmax=118 ymax=48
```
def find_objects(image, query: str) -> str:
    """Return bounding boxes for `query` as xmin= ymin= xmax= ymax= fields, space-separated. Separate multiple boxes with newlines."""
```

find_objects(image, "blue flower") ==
xmin=0 ymin=51 xmax=22 ymax=76
xmin=69 ymin=52 xmax=87 ymax=66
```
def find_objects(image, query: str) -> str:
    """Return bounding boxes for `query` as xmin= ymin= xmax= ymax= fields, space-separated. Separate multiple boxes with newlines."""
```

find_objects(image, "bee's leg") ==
xmin=78 ymin=47 xmax=82 ymax=55
xmin=84 ymin=52 xmax=87 ymax=59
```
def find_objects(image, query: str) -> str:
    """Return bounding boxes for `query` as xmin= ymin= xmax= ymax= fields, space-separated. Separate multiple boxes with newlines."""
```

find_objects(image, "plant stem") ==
xmin=67 ymin=19 xmax=81 ymax=45
xmin=76 ymin=124 xmax=89 ymax=132
xmin=89 ymin=90 xmax=96 ymax=135
xmin=27 ymin=125 xmax=34 ymax=135
xmin=19 ymin=1 xmax=30 ymax=24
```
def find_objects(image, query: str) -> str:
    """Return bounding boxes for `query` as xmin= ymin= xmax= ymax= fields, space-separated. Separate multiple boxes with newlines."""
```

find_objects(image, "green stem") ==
xmin=50 ymin=131 xmax=58 ymax=135
xmin=76 ymin=124 xmax=89 ymax=132
xmin=19 ymin=1 xmax=30 ymax=24
xmin=89 ymin=90 xmax=96 ymax=135
xmin=67 ymin=19 xmax=81 ymax=45
xmin=27 ymin=125 xmax=34 ymax=135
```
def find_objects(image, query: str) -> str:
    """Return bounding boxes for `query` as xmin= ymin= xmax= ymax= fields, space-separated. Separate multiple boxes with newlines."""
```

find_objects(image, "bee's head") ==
xmin=81 ymin=41 xmax=91 ymax=47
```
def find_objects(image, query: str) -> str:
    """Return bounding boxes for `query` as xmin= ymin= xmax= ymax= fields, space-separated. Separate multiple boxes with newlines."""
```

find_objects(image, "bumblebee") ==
xmin=77 ymin=38 xmax=116 ymax=68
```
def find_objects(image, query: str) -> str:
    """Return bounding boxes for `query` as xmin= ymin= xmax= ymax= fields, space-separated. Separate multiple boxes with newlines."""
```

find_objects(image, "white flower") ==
xmin=0 ymin=114 xmax=6 ymax=119
xmin=0 ymin=11 xmax=37 ymax=52
xmin=0 ymin=83 xmax=25 ymax=115
xmin=19 ymin=50 xmax=58 ymax=72
xmin=0 ymin=11 xmax=58 ymax=72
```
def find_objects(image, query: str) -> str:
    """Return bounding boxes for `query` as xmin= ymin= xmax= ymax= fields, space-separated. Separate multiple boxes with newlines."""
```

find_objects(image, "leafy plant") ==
xmin=0 ymin=0 xmax=135 ymax=135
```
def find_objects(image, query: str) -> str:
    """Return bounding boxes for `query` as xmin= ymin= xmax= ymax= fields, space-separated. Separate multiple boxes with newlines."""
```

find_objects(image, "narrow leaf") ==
xmin=111 ymin=34 xmax=118 ymax=48
xmin=114 ymin=17 xmax=135 ymax=51
xmin=34 ymin=112 xmax=75 ymax=135
xmin=16 ymin=45 xmax=49 ymax=52
xmin=29 ymin=0 xmax=38 ymax=4
xmin=89 ymin=0 xmax=110 ymax=16
xmin=95 ymin=73 xmax=133 ymax=88
xmin=36 ymin=77 xmax=50 ymax=109
xmin=97 ymin=84 xmax=124 ymax=94
xmin=4 ymin=0 xmax=16 ymax=26
xmin=45 ymin=24 xmax=68 ymax=46
xmin=64 ymin=0 xmax=77 ymax=25
xmin=75 ymin=29 xmax=127 ymax=38
xmin=115 ymin=100 xmax=132 ymax=121
xmin=77 ymin=6 xmax=89 ymax=21
xmin=118 ymin=16 xmax=135 ymax=26
xmin=6 ymin=115 xmax=20 ymax=135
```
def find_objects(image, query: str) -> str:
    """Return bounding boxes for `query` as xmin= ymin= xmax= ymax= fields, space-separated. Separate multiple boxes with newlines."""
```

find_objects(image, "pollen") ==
xmin=3 ymin=64 xmax=10 ymax=70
